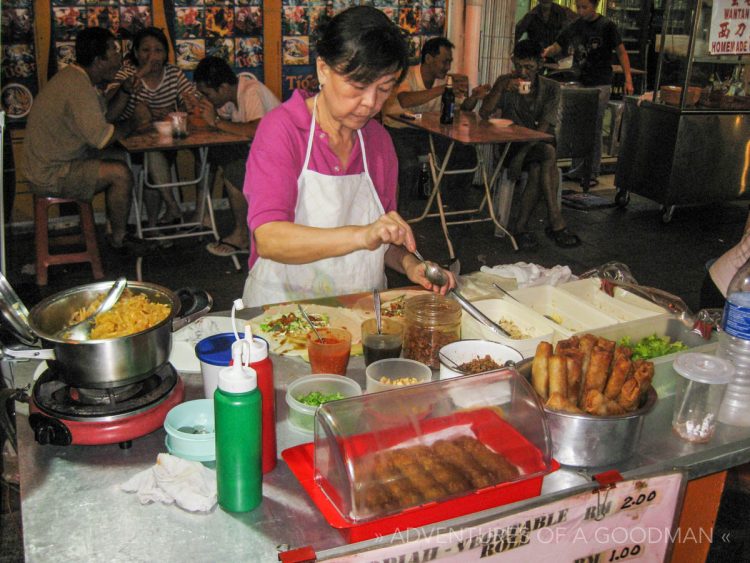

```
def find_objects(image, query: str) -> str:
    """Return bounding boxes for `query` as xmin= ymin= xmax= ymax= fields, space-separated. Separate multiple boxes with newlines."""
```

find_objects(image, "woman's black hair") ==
xmin=315 ymin=6 xmax=409 ymax=85
xmin=127 ymin=27 xmax=170 ymax=67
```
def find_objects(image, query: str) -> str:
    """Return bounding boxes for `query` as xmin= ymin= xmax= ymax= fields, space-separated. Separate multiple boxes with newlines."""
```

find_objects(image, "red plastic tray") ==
xmin=282 ymin=408 xmax=559 ymax=543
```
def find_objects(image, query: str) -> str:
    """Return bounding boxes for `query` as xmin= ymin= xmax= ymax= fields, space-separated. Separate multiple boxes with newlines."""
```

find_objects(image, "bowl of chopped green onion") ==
xmin=286 ymin=375 xmax=362 ymax=433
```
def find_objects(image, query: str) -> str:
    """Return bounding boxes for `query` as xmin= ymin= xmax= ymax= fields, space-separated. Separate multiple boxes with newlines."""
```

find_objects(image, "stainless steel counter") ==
xmin=12 ymin=315 xmax=750 ymax=562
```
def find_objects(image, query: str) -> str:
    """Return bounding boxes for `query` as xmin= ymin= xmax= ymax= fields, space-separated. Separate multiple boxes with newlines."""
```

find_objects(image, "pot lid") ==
xmin=0 ymin=273 xmax=37 ymax=345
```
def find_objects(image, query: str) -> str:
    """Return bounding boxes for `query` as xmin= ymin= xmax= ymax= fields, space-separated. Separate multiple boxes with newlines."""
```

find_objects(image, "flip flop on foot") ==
xmin=545 ymin=226 xmax=581 ymax=248
xmin=515 ymin=231 xmax=539 ymax=251
xmin=206 ymin=239 xmax=249 ymax=257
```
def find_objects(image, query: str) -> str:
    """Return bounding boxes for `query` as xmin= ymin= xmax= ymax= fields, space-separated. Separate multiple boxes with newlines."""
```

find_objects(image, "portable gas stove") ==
xmin=29 ymin=362 xmax=184 ymax=448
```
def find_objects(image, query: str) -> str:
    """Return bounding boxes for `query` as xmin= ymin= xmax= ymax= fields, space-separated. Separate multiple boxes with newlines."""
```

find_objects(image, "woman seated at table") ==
xmin=480 ymin=40 xmax=580 ymax=249
xmin=107 ymin=27 xmax=198 ymax=229
xmin=241 ymin=6 xmax=455 ymax=306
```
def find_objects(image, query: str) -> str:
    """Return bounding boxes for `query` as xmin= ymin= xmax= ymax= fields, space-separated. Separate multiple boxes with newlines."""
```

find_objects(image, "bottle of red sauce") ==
xmin=234 ymin=327 xmax=276 ymax=473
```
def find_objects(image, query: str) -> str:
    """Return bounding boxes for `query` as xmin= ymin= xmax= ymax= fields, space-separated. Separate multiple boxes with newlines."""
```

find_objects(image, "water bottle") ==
xmin=415 ymin=161 xmax=431 ymax=199
xmin=717 ymin=257 xmax=750 ymax=426
xmin=243 ymin=327 xmax=276 ymax=474
xmin=215 ymin=340 xmax=262 ymax=512
xmin=440 ymin=75 xmax=455 ymax=125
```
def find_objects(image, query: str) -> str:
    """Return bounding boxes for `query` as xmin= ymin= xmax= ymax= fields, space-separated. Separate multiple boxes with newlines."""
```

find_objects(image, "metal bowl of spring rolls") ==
xmin=517 ymin=357 xmax=657 ymax=468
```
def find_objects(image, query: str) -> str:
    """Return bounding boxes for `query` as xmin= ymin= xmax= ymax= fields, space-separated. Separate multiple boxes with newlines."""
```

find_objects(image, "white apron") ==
xmin=243 ymin=95 xmax=387 ymax=307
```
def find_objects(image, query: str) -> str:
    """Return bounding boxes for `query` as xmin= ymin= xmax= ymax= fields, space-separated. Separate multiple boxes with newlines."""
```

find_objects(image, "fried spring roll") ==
xmin=578 ymin=334 xmax=597 ymax=376
xmin=617 ymin=378 xmax=641 ymax=412
xmin=416 ymin=447 xmax=471 ymax=495
xmin=433 ymin=440 xmax=494 ymax=489
xmin=634 ymin=361 xmax=655 ymax=388
xmin=548 ymin=354 xmax=568 ymax=399
xmin=555 ymin=336 xmax=580 ymax=355
xmin=546 ymin=392 xmax=584 ymax=413
xmin=373 ymin=452 xmax=421 ymax=509
xmin=596 ymin=337 xmax=616 ymax=353
xmin=583 ymin=347 xmax=613 ymax=393
xmin=604 ymin=356 xmax=633 ymax=400
xmin=561 ymin=350 xmax=584 ymax=406
xmin=532 ymin=342 xmax=553 ymax=400
xmin=584 ymin=389 xmax=626 ymax=416
xmin=614 ymin=345 xmax=632 ymax=362
xmin=454 ymin=436 xmax=519 ymax=482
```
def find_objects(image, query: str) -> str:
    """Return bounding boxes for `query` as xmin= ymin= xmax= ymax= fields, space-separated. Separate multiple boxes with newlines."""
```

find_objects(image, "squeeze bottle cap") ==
xmin=218 ymin=340 xmax=257 ymax=393
xmin=244 ymin=323 xmax=268 ymax=363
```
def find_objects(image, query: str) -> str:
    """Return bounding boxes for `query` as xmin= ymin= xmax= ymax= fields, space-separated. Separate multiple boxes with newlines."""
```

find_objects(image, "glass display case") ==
xmin=282 ymin=368 xmax=557 ymax=542
xmin=615 ymin=0 xmax=750 ymax=222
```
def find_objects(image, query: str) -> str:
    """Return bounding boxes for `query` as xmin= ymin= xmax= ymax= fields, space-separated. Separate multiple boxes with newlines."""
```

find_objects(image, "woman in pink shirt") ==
xmin=242 ymin=6 xmax=455 ymax=306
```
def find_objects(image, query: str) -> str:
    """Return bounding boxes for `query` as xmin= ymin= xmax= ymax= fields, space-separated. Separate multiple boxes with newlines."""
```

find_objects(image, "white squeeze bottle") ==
xmin=717 ymin=256 xmax=750 ymax=426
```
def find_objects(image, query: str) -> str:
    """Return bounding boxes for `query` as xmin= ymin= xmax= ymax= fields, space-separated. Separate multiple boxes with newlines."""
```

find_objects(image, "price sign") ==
xmin=710 ymin=0 xmax=750 ymax=55
xmin=322 ymin=472 xmax=685 ymax=563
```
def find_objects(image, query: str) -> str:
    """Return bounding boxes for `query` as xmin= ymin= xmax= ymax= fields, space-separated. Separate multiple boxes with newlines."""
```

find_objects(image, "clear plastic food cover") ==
xmin=312 ymin=367 xmax=553 ymax=523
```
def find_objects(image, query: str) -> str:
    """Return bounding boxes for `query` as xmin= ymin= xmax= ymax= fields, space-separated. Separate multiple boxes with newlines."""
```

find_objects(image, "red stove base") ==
xmin=29 ymin=377 xmax=185 ymax=446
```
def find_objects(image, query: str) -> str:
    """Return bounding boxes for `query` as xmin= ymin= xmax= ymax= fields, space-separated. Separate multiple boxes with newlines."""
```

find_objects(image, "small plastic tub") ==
xmin=163 ymin=399 xmax=215 ymax=462
xmin=286 ymin=375 xmax=362 ymax=433
xmin=365 ymin=358 xmax=432 ymax=393
xmin=153 ymin=120 xmax=172 ymax=137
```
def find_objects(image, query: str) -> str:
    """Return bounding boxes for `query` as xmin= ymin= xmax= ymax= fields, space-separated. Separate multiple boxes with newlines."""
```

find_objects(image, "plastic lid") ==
xmin=218 ymin=341 xmax=258 ymax=393
xmin=673 ymin=352 xmax=735 ymax=384
xmin=244 ymin=324 xmax=268 ymax=362
xmin=195 ymin=333 xmax=241 ymax=366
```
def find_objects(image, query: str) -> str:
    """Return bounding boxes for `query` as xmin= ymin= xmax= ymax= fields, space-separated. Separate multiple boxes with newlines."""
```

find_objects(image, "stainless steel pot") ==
xmin=518 ymin=359 xmax=657 ymax=468
xmin=0 ymin=277 xmax=211 ymax=388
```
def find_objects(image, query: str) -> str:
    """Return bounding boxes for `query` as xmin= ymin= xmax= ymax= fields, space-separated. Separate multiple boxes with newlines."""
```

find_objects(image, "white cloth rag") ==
xmin=480 ymin=262 xmax=575 ymax=288
xmin=121 ymin=453 xmax=217 ymax=513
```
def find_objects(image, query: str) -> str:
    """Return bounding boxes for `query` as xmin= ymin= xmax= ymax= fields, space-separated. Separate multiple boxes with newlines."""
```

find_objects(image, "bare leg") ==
xmin=539 ymin=144 xmax=566 ymax=232
xmin=514 ymin=161 xmax=542 ymax=233
xmin=223 ymin=181 xmax=249 ymax=249
xmin=144 ymin=151 xmax=181 ymax=227
xmin=96 ymin=160 xmax=133 ymax=245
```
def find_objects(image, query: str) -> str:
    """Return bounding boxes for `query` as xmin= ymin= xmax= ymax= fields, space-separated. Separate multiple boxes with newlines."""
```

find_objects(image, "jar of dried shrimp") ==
xmin=402 ymin=294 xmax=461 ymax=368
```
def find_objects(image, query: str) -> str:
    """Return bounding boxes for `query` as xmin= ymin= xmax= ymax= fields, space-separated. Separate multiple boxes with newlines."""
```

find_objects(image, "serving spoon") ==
xmin=59 ymin=277 xmax=127 ymax=340
xmin=298 ymin=304 xmax=323 ymax=342
xmin=413 ymin=250 xmax=512 ymax=339
xmin=373 ymin=288 xmax=382 ymax=334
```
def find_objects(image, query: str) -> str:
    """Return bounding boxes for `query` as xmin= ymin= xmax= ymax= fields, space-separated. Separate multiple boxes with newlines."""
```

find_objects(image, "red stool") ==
xmin=34 ymin=196 xmax=104 ymax=286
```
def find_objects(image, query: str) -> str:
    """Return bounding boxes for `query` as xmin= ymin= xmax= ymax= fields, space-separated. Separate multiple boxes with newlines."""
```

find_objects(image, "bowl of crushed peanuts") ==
xmin=365 ymin=358 xmax=432 ymax=393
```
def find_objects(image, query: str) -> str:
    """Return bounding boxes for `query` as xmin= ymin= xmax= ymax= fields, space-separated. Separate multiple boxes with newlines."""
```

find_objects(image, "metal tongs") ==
xmin=580 ymin=261 xmax=716 ymax=339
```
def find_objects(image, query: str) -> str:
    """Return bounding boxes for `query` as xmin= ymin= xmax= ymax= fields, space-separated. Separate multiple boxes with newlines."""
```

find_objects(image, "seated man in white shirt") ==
xmin=194 ymin=56 xmax=280 ymax=257
xmin=383 ymin=37 xmax=489 ymax=211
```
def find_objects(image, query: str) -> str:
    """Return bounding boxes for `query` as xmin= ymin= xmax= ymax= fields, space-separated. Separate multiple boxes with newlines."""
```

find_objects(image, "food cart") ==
xmin=7 ymin=280 xmax=750 ymax=562
xmin=614 ymin=0 xmax=750 ymax=223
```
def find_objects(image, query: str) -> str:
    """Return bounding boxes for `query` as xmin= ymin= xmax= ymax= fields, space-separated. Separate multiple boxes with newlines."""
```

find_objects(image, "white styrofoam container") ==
xmin=460 ymin=298 xmax=557 ymax=359
xmin=579 ymin=317 xmax=718 ymax=398
xmin=558 ymin=279 xmax=667 ymax=323
xmin=509 ymin=285 xmax=619 ymax=339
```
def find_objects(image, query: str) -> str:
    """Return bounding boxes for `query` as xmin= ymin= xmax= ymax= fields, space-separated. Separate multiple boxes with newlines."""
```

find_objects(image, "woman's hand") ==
xmin=360 ymin=211 xmax=416 ymax=252
xmin=133 ymin=102 xmax=152 ymax=130
xmin=403 ymin=254 xmax=457 ymax=295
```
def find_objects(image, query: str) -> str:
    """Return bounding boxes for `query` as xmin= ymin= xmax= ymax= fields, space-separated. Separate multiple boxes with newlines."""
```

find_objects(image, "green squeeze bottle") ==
xmin=215 ymin=340 xmax=262 ymax=512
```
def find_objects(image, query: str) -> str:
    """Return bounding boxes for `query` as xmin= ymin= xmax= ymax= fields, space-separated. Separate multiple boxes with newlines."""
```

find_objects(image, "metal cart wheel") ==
xmin=615 ymin=189 xmax=630 ymax=208
xmin=661 ymin=205 xmax=675 ymax=224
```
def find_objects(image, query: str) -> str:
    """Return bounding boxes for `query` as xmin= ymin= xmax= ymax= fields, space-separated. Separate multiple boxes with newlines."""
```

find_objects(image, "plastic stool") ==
xmin=34 ymin=196 xmax=104 ymax=286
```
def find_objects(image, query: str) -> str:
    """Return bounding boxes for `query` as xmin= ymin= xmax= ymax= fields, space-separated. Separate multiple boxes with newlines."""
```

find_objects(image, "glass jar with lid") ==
xmin=402 ymin=294 xmax=461 ymax=368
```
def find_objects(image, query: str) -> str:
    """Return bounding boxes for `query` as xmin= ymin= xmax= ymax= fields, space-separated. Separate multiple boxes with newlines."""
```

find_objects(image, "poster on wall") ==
xmin=1 ymin=0 xmax=38 ymax=123
xmin=709 ymin=0 xmax=750 ymax=55
xmin=165 ymin=0 xmax=265 ymax=83
xmin=281 ymin=0 xmax=445 ymax=101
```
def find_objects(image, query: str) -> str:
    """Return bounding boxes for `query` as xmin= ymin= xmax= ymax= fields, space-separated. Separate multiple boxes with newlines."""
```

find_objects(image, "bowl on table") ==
xmin=286 ymin=374 xmax=362 ymax=433
xmin=659 ymin=85 xmax=701 ymax=106
xmin=365 ymin=358 xmax=432 ymax=393
xmin=164 ymin=399 xmax=215 ymax=462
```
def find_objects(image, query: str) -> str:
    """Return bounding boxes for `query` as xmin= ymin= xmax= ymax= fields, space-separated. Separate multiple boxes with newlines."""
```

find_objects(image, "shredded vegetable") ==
xmin=618 ymin=334 xmax=688 ymax=360
xmin=296 ymin=391 xmax=344 ymax=406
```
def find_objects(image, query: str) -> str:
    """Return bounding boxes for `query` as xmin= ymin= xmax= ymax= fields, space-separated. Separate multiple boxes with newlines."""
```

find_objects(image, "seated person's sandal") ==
xmin=545 ymin=226 xmax=581 ymax=248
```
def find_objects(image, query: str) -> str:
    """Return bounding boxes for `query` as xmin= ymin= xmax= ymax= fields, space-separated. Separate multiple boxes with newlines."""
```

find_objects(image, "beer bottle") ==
xmin=440 ymin=76 xmax=455 ymax=125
